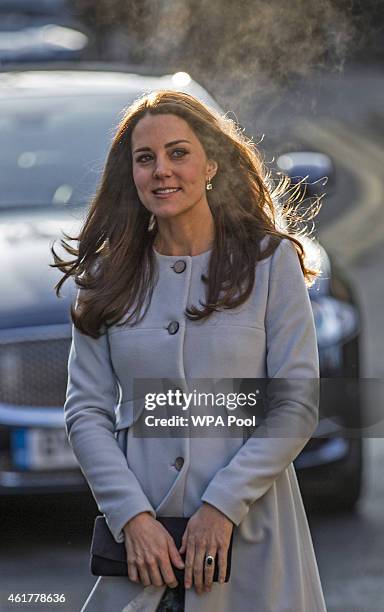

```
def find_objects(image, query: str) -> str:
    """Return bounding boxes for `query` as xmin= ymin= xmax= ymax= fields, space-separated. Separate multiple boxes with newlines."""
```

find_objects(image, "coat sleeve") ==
xmin=64 ymin=317 xmax=156 ymax=543
xmin=200 ymin=239 xmax=320 ymax=526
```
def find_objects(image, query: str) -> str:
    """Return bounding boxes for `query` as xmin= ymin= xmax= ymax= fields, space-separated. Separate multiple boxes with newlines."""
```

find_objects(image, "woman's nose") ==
xmin=153 ymin=158 xmax=172 ymax=178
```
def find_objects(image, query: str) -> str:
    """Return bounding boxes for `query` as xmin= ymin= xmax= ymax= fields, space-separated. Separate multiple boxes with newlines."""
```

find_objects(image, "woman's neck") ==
xmin=154 ymin=215 xmax=214 ymax=257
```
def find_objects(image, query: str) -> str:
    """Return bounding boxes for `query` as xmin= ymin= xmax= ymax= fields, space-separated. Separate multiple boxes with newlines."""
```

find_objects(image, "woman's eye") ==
xmin=135 ymin=149 xmax=187 ymax=163
xmin=171 ymin=149 xmax=187 ymax=158
xmin=136 ymin=154 xmax=153 ymax=163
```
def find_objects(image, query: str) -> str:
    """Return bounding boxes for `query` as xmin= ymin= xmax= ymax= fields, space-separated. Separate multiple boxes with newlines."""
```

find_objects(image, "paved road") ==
xmin=311 ymin=439 xmax=384 ymax=612
xmin=0 ymin=494 xmax=96 ymax=612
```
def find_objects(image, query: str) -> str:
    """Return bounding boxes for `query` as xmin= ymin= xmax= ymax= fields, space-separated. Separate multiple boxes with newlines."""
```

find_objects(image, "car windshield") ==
xmin=0 ymin=94 xmax=133 ymax=208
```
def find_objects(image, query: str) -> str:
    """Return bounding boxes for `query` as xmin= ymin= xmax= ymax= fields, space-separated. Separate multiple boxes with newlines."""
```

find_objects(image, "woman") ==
xmin=53 ymin=90 xmax=327 ymax=611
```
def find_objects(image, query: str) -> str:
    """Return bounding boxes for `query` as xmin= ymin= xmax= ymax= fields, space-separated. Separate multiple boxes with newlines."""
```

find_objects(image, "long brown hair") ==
xmin=51 ymin=90 xmax=321 ymax=338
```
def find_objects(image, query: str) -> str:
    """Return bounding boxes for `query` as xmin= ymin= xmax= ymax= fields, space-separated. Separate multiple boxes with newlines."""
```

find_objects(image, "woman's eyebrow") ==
xmin=132 ymin=139 xmax=191 ymax=154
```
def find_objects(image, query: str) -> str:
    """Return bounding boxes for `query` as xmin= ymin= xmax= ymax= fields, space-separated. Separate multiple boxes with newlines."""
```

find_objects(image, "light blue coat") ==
xmin=64 ymin=237 xmax=327 ymax=611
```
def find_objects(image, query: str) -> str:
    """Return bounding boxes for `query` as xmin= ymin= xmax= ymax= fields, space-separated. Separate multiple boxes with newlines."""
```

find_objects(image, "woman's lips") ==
xmin=152 ymin=188 xmax=182 ymax=199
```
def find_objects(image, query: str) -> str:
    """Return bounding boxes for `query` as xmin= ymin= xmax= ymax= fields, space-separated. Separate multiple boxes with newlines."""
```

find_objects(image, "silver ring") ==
xmin=204 ymin=555 xmax=215 ymax=567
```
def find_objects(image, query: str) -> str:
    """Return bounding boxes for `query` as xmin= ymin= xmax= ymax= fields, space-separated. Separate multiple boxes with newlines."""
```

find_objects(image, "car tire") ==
xmin=298 ymin=437 xmax=364 ymax=514
xmin=326 ymin=437 xmax=363 ymax=512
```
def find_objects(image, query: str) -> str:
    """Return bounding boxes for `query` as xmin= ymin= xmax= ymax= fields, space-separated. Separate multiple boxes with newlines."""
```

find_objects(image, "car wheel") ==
xmin=298 ymin=437 xmax=364 ymax=514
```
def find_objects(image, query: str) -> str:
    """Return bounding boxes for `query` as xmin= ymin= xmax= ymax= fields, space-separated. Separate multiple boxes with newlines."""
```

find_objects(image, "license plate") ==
xmin=11 ymin=428 xmax=79 ymax=470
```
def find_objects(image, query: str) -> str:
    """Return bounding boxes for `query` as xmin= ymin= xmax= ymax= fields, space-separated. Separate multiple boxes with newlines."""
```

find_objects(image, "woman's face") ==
xmin=131 ymin=113 xmax=217 ymax=220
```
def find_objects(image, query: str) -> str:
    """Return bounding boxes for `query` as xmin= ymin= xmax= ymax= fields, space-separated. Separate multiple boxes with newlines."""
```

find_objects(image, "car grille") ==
xmin=0 ymin=325 xmax=71 ymax=407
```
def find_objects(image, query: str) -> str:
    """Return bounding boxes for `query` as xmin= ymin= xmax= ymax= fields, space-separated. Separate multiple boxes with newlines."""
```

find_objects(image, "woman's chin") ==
xmin=152 ymin=204 xmax=187 ymax=220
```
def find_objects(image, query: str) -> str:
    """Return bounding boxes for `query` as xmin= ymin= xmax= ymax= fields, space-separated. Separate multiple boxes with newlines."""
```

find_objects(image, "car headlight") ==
xmin=311 ymin=295 xmax=359 ymax=348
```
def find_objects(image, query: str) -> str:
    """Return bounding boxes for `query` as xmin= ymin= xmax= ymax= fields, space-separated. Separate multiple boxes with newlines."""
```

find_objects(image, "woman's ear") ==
xmin=207 ymin=159 xmax=218 ymax=180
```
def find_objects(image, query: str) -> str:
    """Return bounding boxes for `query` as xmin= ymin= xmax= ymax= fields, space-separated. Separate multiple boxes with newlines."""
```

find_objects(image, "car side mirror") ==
xmin=276 ymin=151 xmax=334 ymax=198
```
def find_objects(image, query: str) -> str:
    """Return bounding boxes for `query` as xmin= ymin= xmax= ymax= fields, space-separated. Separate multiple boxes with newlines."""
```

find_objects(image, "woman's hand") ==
xmin=123 ymin=512 xmax=185 ymax=588
xmin=179 ymin=503 xmax=234 ymax=595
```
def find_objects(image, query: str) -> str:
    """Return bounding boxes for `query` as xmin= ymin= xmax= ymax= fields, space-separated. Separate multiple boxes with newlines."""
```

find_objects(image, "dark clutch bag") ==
xmin=90 ymin=515 xmax=233 ymax=583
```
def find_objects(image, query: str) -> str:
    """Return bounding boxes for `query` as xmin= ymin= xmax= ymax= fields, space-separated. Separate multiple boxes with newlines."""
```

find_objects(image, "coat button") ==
xmin=167 ymin=321 xmax=179 ymax=335
xmin=172 ymin=260 xmax=186 ymax=274
xmin=174 ymin=457 xmax=184 ymax=471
